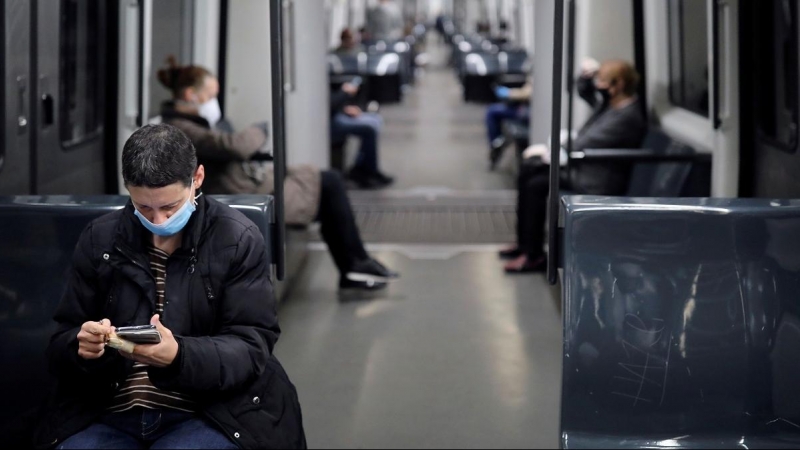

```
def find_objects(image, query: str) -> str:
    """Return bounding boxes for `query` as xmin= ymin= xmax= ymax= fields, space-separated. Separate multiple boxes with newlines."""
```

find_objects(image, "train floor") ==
xmin=275 ymin=38 xmax=562 ymax=448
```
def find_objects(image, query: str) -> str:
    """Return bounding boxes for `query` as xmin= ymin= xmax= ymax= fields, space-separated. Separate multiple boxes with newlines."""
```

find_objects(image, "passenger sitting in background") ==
xmin=494 ymin=20 xmax=511 ymax=46
xmin=486 ymin=80 xmax=532 ymax=169
xmin=502 ymin=59 xmax=647 ymax=273
xmin=157 ymin=59 xmax=398 ymax=291
xmin=477 ymin=20 xmax=492 ymax=37
xmin=335 ymin=28 xmax=362 ymax=56
xmin=358 ymin=27 xmax=372 ymax=45
xmin=435 ymin=14 xmax=447 ymax=40
xmin=366 ymin=0 xmax=404 ymax=42
xmin=330 ymin=82 xmax=394 ymax=189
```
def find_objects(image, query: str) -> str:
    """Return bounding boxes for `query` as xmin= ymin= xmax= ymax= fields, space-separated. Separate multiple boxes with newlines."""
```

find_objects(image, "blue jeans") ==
xmin=485 ymin=103 xmax=528 ymax=145
xmin=331 ymin=112 xmax=382 ymax=175
xmin=57 ymin=408 xmax=237 ymax=450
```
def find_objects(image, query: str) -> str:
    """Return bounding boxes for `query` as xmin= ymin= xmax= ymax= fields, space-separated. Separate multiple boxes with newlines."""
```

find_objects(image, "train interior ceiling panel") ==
xmin=2 ymin=0 xmax=800 ymax=449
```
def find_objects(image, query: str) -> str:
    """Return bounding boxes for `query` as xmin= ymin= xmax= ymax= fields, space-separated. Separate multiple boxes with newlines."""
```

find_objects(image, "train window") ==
xmin=667 ymin=0 xmax=710 ymax=117
xmin=754 ymin=0 xmax=799 ymax=152
xmin=60 ymin=0 xmax=104 ymax=149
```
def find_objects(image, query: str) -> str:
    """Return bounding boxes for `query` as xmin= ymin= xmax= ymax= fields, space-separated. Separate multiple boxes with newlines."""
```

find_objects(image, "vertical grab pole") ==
xmin=548 ymin=0 xmax=565 ymax=286
xmin=565 ymin=0 xmax=576 ymax=154
xmin=270 ymin=0 xmax=287 ymax=281
xmin=711 ymin=0 xmax=721 ymax=129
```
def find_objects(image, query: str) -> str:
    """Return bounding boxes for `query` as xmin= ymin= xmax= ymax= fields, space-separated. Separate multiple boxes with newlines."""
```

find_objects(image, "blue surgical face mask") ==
xmin=134 ymin=184 xmax=198 ymax=237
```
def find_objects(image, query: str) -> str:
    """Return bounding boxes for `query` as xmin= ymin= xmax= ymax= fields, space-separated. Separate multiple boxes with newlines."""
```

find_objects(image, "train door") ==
xmin=34 ymin=0 xmax=108 ymax=195
xmin=0 ymin=1 xmax=33 ymax=194
xmin=740 ymin=0 xmax=800 ymax=198
xmin=115 ymin=0 xmax=147 ymax=194
xmin=643 ymin=0 xmax=739 ymax=197
xmin=148 ymin=0 xmax=195 ymax=121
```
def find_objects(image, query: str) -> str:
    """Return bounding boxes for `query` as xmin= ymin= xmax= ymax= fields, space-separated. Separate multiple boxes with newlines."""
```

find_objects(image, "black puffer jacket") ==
xmin=34 ymin=196 xmax=305 ymax=449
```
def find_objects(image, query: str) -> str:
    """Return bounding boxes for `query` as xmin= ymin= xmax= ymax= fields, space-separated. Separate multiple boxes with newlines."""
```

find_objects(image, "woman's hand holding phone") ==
xmin=118 ymin=315 xmax=180 ymax=368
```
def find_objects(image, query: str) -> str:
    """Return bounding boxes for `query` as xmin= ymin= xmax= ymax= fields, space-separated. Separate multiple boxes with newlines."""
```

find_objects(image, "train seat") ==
xmin=570 ymin=128 xmax=713 ymax=197
xmin=559 ymin=195 xmax=800 ymax=449
xmin=0 ymin=194 xmax=275 ymax=447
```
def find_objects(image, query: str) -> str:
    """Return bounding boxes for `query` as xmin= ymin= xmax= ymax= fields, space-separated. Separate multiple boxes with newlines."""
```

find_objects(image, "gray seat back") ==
xmin=626 ymin=129 xmax=694 ymax=197
xmin=0 ymin=194 xmax=273 ymax=446
xmin=560 ymin=196 xmax=800 ymax=449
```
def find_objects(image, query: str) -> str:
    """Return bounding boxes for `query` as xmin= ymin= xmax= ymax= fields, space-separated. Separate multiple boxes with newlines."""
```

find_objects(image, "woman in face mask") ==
xmin=157 ymin=58 xmax=398 ymax=291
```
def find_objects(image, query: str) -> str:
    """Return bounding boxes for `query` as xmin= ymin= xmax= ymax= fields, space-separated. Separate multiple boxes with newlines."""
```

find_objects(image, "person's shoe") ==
xmin=347 ymin=169 xmax=384 ymax=189
xmin=489 ymin=137 xmax=508 ymax=170
xmin=339 ymin=277 xmax=388 ymax=292
xmin=346 ymin=258 xmax=400 ymax=283
xmin=368 ymin=258 xmax=400 ymax=279
xmin=498 ymin=246 xmax=523 ymax=260
xmin=504 ymin=254 xmax=547 ymax=274
xmin=372 ymin=172 xmax=395 ymax=187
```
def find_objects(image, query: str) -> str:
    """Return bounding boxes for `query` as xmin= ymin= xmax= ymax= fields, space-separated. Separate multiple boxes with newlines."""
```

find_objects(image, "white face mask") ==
xmin=198 ymin=97 xmax=222 ymax=128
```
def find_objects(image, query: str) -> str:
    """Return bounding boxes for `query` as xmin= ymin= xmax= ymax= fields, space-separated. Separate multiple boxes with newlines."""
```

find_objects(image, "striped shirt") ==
xmin=108 ymin=246 xmax=196 ymax=413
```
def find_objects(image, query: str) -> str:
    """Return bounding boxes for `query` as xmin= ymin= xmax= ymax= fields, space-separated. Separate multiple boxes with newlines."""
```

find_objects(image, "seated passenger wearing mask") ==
xmin=502 ymin=59 xmax=647 ymax=273
xmin=38 ymin=124 xmax=293 ymax=449
xmin=330 ymin=82 xmax=394 ymax=189
xmin=486 ymin=81 xmax=532 ymax=169
xmin=157 ymin=60 xmax=397 ymax=290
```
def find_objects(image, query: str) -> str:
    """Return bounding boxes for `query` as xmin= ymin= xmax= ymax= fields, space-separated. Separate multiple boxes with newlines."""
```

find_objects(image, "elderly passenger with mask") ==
xmin=501 ymin=59 xmax=648 ymax=273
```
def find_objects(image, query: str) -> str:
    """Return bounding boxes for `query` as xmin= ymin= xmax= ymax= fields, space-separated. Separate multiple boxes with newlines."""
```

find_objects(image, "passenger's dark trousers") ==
xmin=330 ymin=112 xmax=382 ymax=175
xmin=517 ymin=163 xmax=571 ymax=259
xmin=58 ymin=408 xmax=236 ymax=449
xmin=316 ymin=170 xmax=369 ymax=275
xmin=486 ymin=103 xmax=520 ymax=144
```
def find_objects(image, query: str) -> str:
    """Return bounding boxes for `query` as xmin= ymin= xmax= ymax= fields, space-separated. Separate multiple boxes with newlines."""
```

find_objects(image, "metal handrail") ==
xmin=548 ymin=0 xmax=566 ymax=286
xmin=269 ymin=0 xmax=287 ymax=281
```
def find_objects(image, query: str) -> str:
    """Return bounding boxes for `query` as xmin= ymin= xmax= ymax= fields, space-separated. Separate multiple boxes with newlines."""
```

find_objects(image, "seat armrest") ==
xmin=569 ymin=149 xmax=712 ymax=163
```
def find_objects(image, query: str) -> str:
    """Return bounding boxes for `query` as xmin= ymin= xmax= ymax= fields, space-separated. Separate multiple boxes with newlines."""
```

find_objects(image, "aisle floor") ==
xmin=275 ymin=250 xmax=562 ymax=449
xmin=276 ymin=37 xmax=561 ymax=448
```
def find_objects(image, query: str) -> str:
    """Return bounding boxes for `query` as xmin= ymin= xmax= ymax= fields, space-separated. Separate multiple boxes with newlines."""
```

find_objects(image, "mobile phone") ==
xmin=351 ymin=76 xmax=363 ymax=88
xmin=115 ymin=325 xmax=162 ymax=345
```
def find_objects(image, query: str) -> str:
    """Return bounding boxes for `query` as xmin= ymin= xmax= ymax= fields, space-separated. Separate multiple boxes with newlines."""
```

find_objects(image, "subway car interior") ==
xmin=3 ymin=0 xmax=800 ymax=448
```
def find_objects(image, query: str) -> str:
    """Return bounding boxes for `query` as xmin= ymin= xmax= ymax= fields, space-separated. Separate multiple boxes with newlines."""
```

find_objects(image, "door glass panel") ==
xmin=149 ymin=0 xmax=195 ymax=120
xmin=667 ymin=0 xmax=710 ymax=117
xmin=754 ymin=0 xmax=799 ymax=152
xmin=60 ymin=0 xmax=104 ymax=148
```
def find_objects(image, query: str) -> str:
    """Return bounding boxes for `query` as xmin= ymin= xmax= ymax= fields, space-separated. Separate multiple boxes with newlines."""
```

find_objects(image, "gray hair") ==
xmin=122 ymin=124 xmax=198 ymax=188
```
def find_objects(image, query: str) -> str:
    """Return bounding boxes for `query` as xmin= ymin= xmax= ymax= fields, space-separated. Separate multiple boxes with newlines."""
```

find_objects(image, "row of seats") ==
xmin=570 ymin=128 xmax=712 ymax=197
xmin=328 ymin=38 xmax=416 ymax=105
xmin=500 ymin=124 xmax=712 ymax=198
xmin=448 ymin=33 xmax=530 ymax=103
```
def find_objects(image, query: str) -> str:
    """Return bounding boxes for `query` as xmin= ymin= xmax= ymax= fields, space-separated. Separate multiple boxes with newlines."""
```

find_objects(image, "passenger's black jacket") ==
xmin=35 ymin=196 xmax=305 ymax=449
